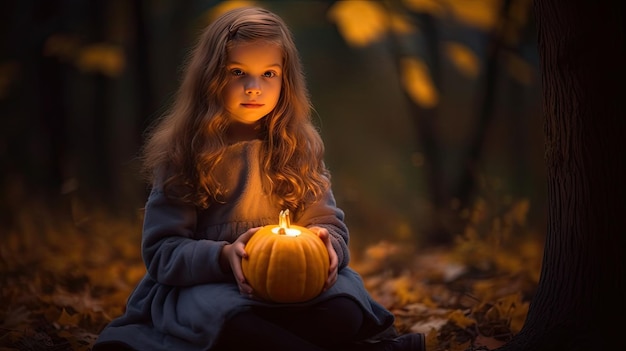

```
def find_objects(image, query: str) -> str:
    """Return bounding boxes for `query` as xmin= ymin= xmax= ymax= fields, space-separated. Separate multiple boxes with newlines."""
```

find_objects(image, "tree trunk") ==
xmin=495 ymin=0 xmax=626 ymax=350
xmin=388 ymin=10 xmax=449 ymax=245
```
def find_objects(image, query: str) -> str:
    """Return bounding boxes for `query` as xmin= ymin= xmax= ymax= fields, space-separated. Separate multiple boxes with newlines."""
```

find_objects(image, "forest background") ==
xmin=1 ymin=1 xmax=545 ymax=350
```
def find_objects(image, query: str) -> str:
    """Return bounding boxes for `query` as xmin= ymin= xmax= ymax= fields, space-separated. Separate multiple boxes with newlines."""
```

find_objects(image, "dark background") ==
xmin=0 ymin=0 xmax=543 ymax=251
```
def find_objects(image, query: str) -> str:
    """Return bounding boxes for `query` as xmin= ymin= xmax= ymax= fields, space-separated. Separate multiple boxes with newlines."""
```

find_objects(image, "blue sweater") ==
xmin=94 ymin=140 xmax=394 ymax=350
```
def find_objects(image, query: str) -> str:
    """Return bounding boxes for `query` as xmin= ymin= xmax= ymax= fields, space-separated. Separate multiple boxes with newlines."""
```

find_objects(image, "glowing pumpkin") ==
xmin=242 ymin=210 xmax=330 ymax=303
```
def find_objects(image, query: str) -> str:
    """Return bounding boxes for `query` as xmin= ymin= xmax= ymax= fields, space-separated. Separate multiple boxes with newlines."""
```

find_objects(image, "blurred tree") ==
xmin=0 ymin=0 xmax=76 ymax=225
xmin=328 ymin=0 xmax=536 ymax=245
xmin=495 ymin=0 xmax=625 ymax=350
xmin=0 ymin=0 xmax=194 ymax=221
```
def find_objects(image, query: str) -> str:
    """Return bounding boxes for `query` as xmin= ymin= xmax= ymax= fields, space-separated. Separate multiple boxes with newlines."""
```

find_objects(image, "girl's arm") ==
xmin=141 ymin=187 xmax=232 ymax=286
xmin=297 ymin=189 xmax=350 ymax=270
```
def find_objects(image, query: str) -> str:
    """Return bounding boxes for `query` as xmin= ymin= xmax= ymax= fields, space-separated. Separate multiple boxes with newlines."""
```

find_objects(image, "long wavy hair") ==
xmin=140 ymin=6 xmax=330 ymax=213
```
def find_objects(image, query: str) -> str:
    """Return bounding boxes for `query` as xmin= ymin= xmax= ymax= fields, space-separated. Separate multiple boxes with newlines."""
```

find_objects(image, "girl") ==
xmin=93 ymin=6 xmax=425 ymax=351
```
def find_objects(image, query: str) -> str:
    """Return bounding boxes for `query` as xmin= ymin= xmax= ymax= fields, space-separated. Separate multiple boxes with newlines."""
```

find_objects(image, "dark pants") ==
xmin=215 ymin=296 xmax=365 ymax=351
xmin=93 ymin=297 xmax=369 ymax=351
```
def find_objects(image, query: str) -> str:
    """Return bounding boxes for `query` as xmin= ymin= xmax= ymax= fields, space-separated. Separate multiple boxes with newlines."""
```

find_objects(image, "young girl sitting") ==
xmin=93 ymin=6 xmax=425 ymax=351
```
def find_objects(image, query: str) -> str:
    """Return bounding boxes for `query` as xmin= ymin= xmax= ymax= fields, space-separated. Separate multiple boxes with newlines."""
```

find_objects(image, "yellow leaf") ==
xmin=328 ymin=0 xmax=389 ymax=47
xmin=424 ymin=329 xmax=439 ymax=350
xmin=57 ymin=308 xmax=82 ymax=327
xmin=446 ymin=0 xmax=501 ymax=31
xmin=510 ymin=198 xmax=530 ymax=225
xmin=76 ymin=43 xmax=125 ymax=77
xmin=392 ymin=275 xmax=419 ymax=305
xmin=364 ymin=240 xmax=401 ymax=261
xmin=447 ymin=309 xmax=475 ymax=328
xmin=405 ymin=0 xmax=501 ymax=31
xmin=444 ymin=42 xmax=480 ymax=78
xmin=472 ymin=279 xmax=497 ymax=302
xmin=400 ymin=57 xmax=438 ymax=108
xmin=206 ymin=1 xmax=257 ymax=22
xmin=389 ymin=12 xmax=416 ymax=35
xmin=492 ymin=293 xmax=529 ymax=333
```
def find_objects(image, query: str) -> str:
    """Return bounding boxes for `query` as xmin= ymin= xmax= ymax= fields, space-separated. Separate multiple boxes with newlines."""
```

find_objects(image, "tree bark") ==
xmin=495 ymin=0 xmax=626 ymax=350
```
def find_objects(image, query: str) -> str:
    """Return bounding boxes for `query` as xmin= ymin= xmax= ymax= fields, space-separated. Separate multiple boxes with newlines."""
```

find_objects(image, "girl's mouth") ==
xmin=241 ymin=103 xmax=264 ymax=108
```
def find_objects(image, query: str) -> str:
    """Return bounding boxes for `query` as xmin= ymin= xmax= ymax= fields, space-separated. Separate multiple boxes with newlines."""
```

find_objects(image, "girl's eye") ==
xmin=263 ymin=71 xmax=276 ymax=78
xmin=231 ymin=69 xmax=244 ymax=76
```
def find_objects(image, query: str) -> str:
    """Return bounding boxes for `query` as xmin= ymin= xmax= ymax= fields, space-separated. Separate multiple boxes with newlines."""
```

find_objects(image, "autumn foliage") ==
xmin=0 ymin=195 xmax=542 ymax=351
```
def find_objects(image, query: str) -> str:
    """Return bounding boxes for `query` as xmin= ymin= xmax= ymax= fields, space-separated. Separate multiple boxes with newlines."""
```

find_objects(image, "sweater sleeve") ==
xmin=141 ymin=188 xmax=231 ymax=286
xmin=296 ymin=189 xmax=351 ymax=270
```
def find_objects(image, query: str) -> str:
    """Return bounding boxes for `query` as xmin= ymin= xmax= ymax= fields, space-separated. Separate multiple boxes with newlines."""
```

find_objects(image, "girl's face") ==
xmin=224 ymin=41 xmax=283 ymax=125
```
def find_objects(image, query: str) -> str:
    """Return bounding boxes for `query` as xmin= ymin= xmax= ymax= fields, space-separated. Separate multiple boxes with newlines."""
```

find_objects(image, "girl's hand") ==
xmin=309 ymin=226 xmax=339 ymax=291
xmin=220 ymin=227 xmax=260 ymax=296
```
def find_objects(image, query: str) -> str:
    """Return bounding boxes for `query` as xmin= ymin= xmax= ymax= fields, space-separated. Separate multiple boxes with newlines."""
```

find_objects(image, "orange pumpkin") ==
xmin=242 ymin=210 xmax=330 ymax=303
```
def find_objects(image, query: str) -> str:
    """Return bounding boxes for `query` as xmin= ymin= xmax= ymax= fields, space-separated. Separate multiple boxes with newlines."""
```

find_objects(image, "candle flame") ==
xmin=274 ymin=209 xmax=299 ymax=236
xmin=279 ymin=209 xmax=291 ymax=229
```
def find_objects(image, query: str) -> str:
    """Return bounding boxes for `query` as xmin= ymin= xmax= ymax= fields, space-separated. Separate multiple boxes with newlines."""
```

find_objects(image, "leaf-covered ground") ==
xmin=1 ymin=199 xmax=542 ymax=351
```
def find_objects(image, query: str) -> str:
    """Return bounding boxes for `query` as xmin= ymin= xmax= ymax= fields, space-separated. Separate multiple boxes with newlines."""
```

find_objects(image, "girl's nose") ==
xmin=245 ymin=80 xmax=261 ymax=95
xmin=245 ymin=87 xmax=261 ymax=95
